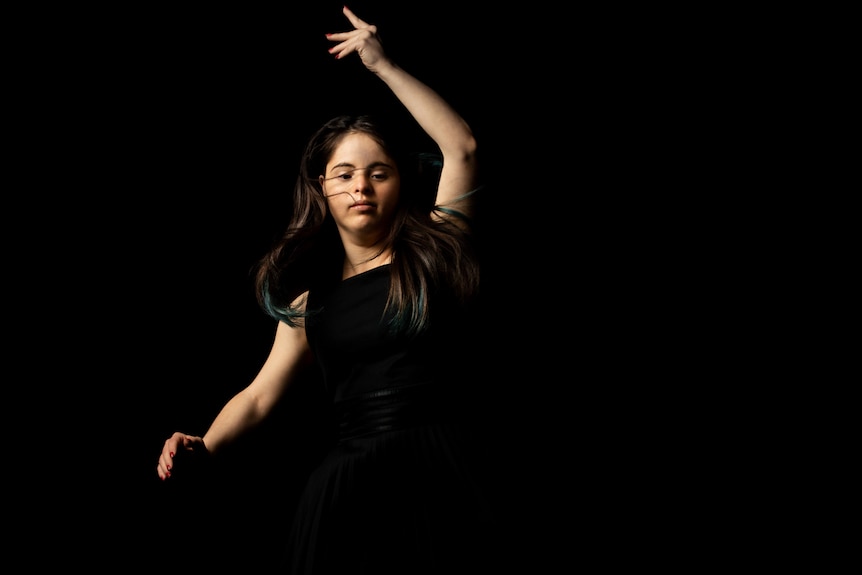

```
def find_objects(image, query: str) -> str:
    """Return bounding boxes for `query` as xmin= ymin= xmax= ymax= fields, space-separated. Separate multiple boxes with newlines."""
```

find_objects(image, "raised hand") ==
xmin=325 ymin=6 xmax=388 ymax=71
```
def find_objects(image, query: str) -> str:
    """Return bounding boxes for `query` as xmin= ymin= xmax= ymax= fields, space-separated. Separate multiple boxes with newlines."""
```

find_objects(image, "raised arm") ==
xmin=326 ymin=6 xmax=479 ymax=217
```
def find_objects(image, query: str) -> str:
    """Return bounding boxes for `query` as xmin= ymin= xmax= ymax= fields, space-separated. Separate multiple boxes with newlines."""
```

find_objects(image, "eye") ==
xmin=337 ymin=173 xmax=354 ymax=181
xmin=371 ymin=171 xmax=389 ymax=181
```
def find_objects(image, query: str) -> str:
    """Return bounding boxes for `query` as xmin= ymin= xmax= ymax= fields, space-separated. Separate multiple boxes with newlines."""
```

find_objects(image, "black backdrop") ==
xmin=51 ymin=2 xmax=558 ymax=571
xmin=17 ymin=1 xmax=705 ymax=571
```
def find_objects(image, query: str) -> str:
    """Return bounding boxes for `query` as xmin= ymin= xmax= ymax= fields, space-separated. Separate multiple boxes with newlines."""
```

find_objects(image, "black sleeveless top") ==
xmin=304 ymin=264 xmax=476 ymax=404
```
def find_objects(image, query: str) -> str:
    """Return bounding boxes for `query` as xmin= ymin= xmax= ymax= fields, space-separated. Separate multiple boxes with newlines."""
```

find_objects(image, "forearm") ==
xmin=373 ymin=60 xmax=476 ymax=159
xmin=330 ymin=6 xmax=476 ymax=161
xmin=201 ymin=390 xmax=267 ymax=455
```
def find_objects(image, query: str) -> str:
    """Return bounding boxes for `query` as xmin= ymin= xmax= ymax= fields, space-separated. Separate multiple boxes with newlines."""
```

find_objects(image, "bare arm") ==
xmin=157 ymin=316 xmax=312 ymax=479
xmin=327 ymin=6 xmax=479 ymax=219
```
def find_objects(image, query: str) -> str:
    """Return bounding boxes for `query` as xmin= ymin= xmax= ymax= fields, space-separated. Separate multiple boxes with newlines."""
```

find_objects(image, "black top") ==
xmin=305 ymin=264 xmax=475 ymax=403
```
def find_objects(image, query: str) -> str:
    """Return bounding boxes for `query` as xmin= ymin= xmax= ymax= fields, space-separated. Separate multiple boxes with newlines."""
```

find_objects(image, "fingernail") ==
xmin=169 ymin=452 xmax=174 ymax=458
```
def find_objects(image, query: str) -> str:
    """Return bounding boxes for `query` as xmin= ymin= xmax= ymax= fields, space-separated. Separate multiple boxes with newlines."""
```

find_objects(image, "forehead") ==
xmin=327 ymin=132 xmax=391 ymax=167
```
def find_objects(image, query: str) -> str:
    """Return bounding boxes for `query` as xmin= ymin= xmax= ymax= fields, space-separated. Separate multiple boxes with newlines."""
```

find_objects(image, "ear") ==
xmin=318 ymin=175 xmax=327 ymax=197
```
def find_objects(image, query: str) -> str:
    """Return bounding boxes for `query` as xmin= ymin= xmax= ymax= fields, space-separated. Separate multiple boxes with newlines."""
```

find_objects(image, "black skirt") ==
xmin=283 ymin=383 xmax=501 ymax=574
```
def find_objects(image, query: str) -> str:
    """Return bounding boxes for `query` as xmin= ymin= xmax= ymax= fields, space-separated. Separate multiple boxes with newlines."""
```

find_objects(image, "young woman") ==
xmin=157 ymin=7 xmax=499 ymax=572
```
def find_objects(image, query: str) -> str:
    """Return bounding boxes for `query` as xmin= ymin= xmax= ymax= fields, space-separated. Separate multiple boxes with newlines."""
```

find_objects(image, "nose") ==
xmin=352 ymin=170 xmax=372 ymax=192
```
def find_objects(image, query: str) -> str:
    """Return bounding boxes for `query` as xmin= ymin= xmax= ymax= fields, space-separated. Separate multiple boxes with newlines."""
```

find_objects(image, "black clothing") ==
xmin=285 ymin=264 xmax=498 ymax=574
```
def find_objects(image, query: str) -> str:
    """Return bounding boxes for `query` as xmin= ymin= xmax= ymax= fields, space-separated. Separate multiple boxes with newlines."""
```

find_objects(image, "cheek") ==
xmin=378 ymin=184 xmax=401 ymax=208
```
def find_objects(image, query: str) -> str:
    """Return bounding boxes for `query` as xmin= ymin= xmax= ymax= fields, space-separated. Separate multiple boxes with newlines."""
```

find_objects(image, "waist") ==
xmin=333 ymin=383 xmax=455 ymax=442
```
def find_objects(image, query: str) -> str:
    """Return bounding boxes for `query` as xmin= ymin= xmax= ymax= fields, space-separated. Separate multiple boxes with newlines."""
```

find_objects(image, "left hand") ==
xmin=325 ymin=6 xmax=388 ymax=72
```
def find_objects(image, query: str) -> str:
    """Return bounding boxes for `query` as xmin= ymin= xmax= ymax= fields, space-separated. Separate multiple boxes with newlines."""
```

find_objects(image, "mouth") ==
xmin=350 ymin=201 xmax=375 ymax=211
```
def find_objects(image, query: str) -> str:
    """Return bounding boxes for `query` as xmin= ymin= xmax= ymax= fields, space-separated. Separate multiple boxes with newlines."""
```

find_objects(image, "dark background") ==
xmin=12 ymin=1 xmax=709 ymax=571
xmin=35 ymin=2 xmax=563 ymax=571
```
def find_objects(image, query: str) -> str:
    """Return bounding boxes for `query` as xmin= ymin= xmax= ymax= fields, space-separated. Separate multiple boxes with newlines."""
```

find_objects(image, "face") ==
xmin=319 ymin=132 xmax=401 ymax=240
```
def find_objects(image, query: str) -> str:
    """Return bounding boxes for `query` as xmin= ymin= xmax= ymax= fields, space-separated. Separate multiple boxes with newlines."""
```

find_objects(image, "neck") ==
xmin=343 ymin=246 xmax=392 ymax=279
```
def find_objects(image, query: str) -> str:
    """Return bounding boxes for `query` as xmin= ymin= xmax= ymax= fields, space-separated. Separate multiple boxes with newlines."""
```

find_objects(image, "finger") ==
xmin=342 ymin=5 xmax=369 ymax=29
xmin=157 ymin=439 xmax=179 ymax=479
xmin=325 ymin=30 xmax=354 ymax=42
xmin=327 ymin=42 xmax=352 ymax=60
xmin=157 ymin=451 xmax=174 ymax=480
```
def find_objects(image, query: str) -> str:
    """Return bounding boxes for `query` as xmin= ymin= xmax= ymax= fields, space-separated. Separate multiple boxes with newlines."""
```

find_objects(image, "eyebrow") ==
xmin=329 ymin=161 xmax=395 ymax=171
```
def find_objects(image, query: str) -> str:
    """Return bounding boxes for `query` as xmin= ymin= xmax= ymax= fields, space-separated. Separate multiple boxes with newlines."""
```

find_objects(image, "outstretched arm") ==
xmin=157 ymin=319 xmax=312 ymax=480
xmin=326 ymin=6 xmax=479 ymax=219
